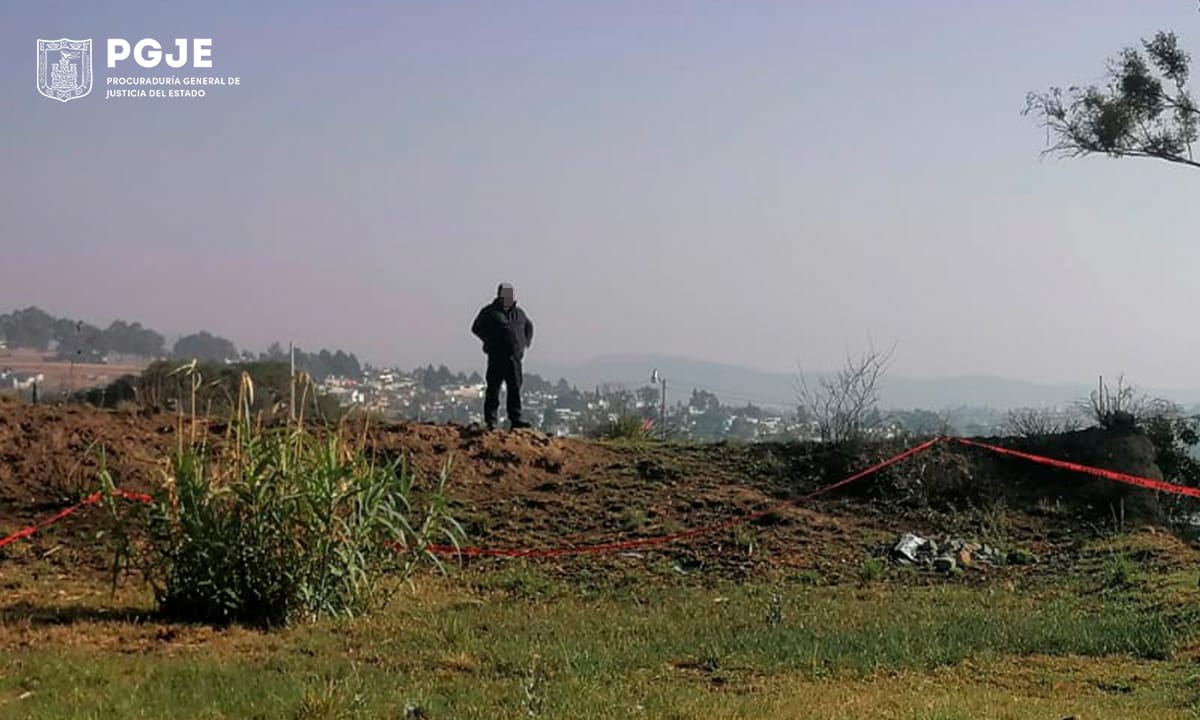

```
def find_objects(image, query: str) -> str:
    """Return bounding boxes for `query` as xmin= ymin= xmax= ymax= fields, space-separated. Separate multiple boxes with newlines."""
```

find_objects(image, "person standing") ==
xmin=471 ymin=283 xmax=534 ymax=430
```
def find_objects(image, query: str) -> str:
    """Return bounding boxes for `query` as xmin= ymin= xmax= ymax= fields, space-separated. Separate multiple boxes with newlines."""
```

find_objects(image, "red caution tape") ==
xmin=0 ymin=492 xmax=103 ymax=550
xmin=0 ymin=489 xmax=152 ymax=550
xmin=951 ymin=436 xmax=1200 ymax=499
xmin=111 ymin=489 xmax=153 ymax=504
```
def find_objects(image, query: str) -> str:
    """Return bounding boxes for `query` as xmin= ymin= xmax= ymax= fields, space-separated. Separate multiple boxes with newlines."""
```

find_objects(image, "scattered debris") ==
xmin=893 ymin=533 xmax=927 ymax=564
xmin=889 ymin=533 xmax=1012 ymax=571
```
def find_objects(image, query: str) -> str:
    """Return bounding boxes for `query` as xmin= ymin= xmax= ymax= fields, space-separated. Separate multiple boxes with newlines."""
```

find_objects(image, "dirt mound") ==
xmin=0 ymin=404 xmax=920 ymax=579
xmin=365 ymin=424 xmax=891 ymax=567
xmin=0 ymin=402 xmax=1179 ymax=582
xmin=0 ymin=404 xmax=177 ymax=509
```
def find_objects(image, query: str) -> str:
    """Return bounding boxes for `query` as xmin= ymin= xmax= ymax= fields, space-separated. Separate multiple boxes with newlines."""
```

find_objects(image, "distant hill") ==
xmin=537 ymin=353 xmax=1200 ymax=411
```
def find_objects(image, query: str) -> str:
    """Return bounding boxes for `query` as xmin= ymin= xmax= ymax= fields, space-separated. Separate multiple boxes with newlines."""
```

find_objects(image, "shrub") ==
xmin=1104 ymin=552 xmax=1137 ymax=590
xmin=1079 ymin=374 xmax=1155 ymax=430
xmin=859 ymin=556 xmax=885 ymax=583
xmin=1006 ymin=548 xmax=1036 ymax=565
xmin=589 ymin=415 xmax=653 ymax=441
xmin=1077 ymin=376 xmax=1200 ymax=489
xmin=1142 ymin=409 xmax=1200 ymax=488
xmin=102 ymin=373 xmax=463 ymax=627
xmin=796 ymin=344 xmax=894 ymax=445
xmin=1002 ymin=407 xmax=1083 ymax=438
xmin=619 ymin=507 xmax=647 ymax=532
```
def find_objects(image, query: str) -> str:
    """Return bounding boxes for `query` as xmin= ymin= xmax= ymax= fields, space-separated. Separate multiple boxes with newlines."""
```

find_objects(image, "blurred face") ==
xmin=500 ymin=286 xmax=515 ymax=307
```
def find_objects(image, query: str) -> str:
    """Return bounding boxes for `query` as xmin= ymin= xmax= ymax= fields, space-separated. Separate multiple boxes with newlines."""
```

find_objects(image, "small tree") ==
xmin=1025 ymin=31 xmax=1199 ymax=169
xmin=796 ymin=344 xmax=894 ymax=444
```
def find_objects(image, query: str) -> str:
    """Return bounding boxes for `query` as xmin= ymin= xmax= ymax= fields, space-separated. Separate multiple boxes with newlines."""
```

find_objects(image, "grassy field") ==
xmin=2 ymin=401 xmax=1198 ymax=718
xmin=1 ymin=532 xmax=1199 ymax=720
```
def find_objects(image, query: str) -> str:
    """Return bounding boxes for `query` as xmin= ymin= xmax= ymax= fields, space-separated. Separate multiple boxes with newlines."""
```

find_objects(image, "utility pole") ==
xmin=651 ymin=368 xmax=667 ymax=433
xmin=660 ymin=378 xmax=667 ymax=428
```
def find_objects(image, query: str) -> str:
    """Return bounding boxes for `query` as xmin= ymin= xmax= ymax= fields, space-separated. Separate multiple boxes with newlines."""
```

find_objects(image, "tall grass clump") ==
xmin=590 ymin=415 xmax=654 ymax=442
xmin=104 ymin=370 xmax=463 ymax=628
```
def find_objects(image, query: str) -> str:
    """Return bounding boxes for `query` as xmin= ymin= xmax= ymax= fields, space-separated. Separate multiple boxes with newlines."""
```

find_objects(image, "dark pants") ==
xmin=484 ymin=354 xmax=523 ymax=425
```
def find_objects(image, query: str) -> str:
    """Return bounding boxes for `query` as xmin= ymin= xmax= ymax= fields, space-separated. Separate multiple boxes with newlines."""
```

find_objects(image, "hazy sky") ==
xmin=3 ymin=1 xmax=1199 ymax=385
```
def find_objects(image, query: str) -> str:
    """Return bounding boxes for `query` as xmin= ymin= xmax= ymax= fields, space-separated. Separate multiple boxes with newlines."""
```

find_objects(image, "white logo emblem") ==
xmin=37 ymin=39 xmax=92 ymax=102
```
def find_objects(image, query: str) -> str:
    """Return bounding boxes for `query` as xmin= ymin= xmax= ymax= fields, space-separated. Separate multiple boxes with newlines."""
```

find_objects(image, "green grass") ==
xmin=858 ymin=556 xmax=886 ymax=583
xmin=0 ymin=560 xmax=1196 ymax=719
xmin=795 ymin=569 xmax=826 ymax=586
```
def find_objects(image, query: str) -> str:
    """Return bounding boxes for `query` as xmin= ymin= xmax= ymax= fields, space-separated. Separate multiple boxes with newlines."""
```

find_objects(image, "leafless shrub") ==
xmin=796 ymin=344 xmax=895 ymax=444
xmin=1002 ymin=407 xmax=1084 ymax=438
xmin=1078 ymin=375 xmax=1163 ymax=429
xmin=884 ymin=441 xmax=980 ymax=507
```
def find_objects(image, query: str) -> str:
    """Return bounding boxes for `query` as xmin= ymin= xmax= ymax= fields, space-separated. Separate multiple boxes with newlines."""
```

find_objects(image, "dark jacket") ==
xmin=472 ymin=300 xmax=534 ymax=358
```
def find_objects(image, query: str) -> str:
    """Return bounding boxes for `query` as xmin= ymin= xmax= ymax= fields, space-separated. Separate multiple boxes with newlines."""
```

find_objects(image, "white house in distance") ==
xmin=446 ymin=383 xmax=484 ymax=400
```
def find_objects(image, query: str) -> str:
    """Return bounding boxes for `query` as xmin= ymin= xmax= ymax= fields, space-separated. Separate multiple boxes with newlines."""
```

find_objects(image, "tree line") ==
xmin=0 ymin=306 xmax=362 ymax=381
xmin=0 ymin=307 xmax=165 ymax=359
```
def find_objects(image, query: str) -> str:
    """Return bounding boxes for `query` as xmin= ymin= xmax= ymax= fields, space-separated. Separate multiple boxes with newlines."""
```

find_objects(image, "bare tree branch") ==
xmin=796 ymin=343 xmax=895 ymax=444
